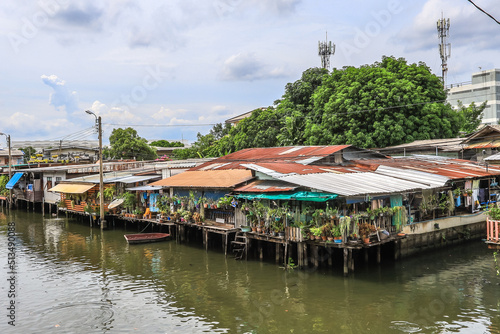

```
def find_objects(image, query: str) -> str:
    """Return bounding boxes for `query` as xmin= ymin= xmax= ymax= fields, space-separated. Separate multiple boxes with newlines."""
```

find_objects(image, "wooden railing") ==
xmin=487 ymin=218 xmax=500 ymax=242
xmin=286 ymin=227 xmax=303 ymax=242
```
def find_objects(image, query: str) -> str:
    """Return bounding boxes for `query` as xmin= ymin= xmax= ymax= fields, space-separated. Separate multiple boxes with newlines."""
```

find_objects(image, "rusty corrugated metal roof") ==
xmin=464 ymin=139 xmax=500 ymax=149
xmin=149 ymin=169 xmax=253 ymax=188
xmin=353 ymin=157 xmax=500 ymax=179
xmin=209 ymin=145 xmax=350 ymax=162
xmin=192 ymin=160 xmax=374 ymax=174
xmin=234 ymin=180 xmax=298 ymax=193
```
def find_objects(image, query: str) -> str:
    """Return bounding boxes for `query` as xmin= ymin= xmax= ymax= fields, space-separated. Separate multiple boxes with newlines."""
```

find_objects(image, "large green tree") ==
xmin=174 ymin=122 xmax=232 ymax=159
xmin=107 ymin=128 xmax=157 ymax=161
xmin=301 ymin=57 xmax=461 ymax=147
xmin=176 ymin=56 xmax=467 ymax=158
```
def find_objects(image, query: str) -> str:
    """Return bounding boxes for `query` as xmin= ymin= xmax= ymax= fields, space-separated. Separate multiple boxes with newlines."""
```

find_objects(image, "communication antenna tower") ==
xmin=318 ymin=32 xmax=335 ymax=69
xmin=437 ymin=14 xmax=451 ymax=86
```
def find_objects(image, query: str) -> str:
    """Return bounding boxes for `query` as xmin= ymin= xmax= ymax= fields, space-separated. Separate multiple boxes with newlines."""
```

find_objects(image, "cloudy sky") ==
xmin=0 ymin=0 xmax=498 ymax=144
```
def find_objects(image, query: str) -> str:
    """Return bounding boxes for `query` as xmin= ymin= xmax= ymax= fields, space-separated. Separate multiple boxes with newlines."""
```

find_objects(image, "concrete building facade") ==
xmin=447 ymin=69 xmax=500 ymax=124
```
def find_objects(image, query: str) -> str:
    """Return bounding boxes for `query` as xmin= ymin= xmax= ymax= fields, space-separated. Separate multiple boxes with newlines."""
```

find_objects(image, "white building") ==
xmin=447 ymin=69 xmax=500 ymax=124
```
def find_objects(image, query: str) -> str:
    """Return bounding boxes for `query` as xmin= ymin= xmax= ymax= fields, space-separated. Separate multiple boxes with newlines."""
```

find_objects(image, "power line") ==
xmin=467 ymin=0 xmax=500 ymax=25
xmin=104 ymin=123 xmax=216 ymax=128
xmin=101 ymin=80 xmax=497 ymax=129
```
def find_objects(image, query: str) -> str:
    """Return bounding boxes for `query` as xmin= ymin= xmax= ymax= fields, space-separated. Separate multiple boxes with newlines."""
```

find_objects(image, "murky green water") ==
xmin=0 ymin=210 xmax=499 ymax=333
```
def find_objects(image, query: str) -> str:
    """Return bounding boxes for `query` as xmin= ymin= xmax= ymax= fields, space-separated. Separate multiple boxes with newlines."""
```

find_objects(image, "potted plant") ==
xmin=133 ymin=208 xmax=143 ymax=219
xmin=332 ymin=225 xmax=342 ymax=243
xmin=312 ymin=209 xmax=325 ymax=227
xmin=325 ymin=206 xmax=338 ymax=222
xmin=310 ymin=226 xmax=322 ymax=240
xmin=121 ymin=192 xmax=136 ymax=213
xmin=359 ymin=222 xmax=376 ymax=244
xmin=193 ymin=212 xmax=204 ymax=224
xmin=272 ymin=220 xmax=284 ymax=237
xmin=173 ymin=211 xmax=181 ymax=222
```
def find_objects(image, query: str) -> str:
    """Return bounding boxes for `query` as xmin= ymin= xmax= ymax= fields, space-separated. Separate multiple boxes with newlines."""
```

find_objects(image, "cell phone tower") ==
xmin=437 ymin=15 xmax=451 ymax=86
xmin=318 ymin=32 xmax=335 ymax=69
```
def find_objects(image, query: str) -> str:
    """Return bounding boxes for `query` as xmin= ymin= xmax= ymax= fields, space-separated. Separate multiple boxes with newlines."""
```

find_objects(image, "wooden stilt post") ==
xmin=205 ymin=230 xmax=209 ymax=252
xmin=328 ymin=247 xmax=333 ymax=267
xmin=224 ymin=233 xmax=228 ymax=257
xmin=313 ymin=245 xmax=319 ymax=268
xmin=349 ymin=248 xmax=354 ymax=272
xmin=259 ymin=241 xmax=263 ymax=261
xmin=377 ymin=245 xmax=381 ymax=264
xmin=245 ymin=236 xmax=249 ymax=261
xmin=297 ymin=243 xmax=303 ymax=268
xmin=284 ymin=242 xmax=288 ymax=267
xmin=394 ymin=240 xmax=400 ymax=261
xmin=42 ymin=199 xmax=45 ymax=216
xmin=304 ymin=243 xmax=308 ymax=267
xmin=364 ymin=248 xmax=369 ymax=263
xmin=276 ymin=243 xmax=280 ymax=264
xmin=343 ymin=248 xmax=348 ymax=276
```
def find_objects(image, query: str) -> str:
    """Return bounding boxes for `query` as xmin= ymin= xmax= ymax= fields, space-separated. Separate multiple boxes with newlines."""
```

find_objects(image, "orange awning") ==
xmin=49 ymin=183 xmax=95 ymax=194
xmin=150 ymin=170 xmax=253 ymax=188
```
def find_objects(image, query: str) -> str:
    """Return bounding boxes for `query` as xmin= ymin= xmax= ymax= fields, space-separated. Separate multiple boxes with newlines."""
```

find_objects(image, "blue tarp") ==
xmin=5 ymin=172 xmax=23 ymax=189
xmin=235 ymin=191 xmax=338 ymax=202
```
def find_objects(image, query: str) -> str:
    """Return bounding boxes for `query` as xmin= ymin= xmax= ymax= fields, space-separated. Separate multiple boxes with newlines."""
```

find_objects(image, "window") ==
xmin=46 ymin=177 xmax=52 ymax=190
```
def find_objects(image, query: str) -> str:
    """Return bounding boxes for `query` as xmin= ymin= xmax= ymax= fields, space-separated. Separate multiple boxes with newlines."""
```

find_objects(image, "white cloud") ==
xmin=151 ymin=106 xmax=187 ymax=120
xmin=219 ymin=53 xmax=287 ymax=81
xmin=89 ymin=100 xmax=137 ymax=121
xmin=41 ymin=74 xmax=79 ymax=114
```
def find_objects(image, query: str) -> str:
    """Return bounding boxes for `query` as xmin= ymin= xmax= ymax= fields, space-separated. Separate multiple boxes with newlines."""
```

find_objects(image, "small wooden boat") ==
xmin=124 ymin=233 xmax=170 ymax=244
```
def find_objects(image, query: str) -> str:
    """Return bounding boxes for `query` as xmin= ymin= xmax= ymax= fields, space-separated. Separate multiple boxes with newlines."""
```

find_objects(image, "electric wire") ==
xmin=467 ymin=0 xmax=500 ymax=25
xmin=102 ymin=86 xmax=498 ymax=128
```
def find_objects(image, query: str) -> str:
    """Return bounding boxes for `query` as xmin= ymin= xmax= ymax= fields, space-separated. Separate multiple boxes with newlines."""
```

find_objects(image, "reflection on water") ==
xmin=0 ymin=210 xmax=499 ymax=333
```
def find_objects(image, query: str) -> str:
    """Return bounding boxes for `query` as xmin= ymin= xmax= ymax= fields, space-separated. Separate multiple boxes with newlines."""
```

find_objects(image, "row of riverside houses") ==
xmin=2 ymin=127 xmax=500 ymax=274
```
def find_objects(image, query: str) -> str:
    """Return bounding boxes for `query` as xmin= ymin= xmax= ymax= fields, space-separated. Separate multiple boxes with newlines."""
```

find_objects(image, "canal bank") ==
xmin=1 ymin=200 xmax=489 ymax=277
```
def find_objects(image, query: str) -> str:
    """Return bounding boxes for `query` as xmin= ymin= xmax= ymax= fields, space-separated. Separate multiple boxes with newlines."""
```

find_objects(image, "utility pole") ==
xmin=437 ymin=14 xmax=451 ymax=86
xmin=0 ymin=133 xmax=12 ymax=208
xmin=86 ymin=110 xmax=106 ymax=229
xmin=318 ymin=32 xmax=335 ymax=69
xmin=7 ymin=135 xmax=11 ymax=209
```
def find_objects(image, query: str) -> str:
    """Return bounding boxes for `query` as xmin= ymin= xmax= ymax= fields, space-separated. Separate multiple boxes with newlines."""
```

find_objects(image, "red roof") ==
xmin=193 ymin=161 xmax=374 ymax=174
xmin=192 ymin=146 xmax=351 ymax=171
xmin=354 ymin=157 xmax=500 ymax=179
xmin=215 ymin=145 xmax=350 ymax=161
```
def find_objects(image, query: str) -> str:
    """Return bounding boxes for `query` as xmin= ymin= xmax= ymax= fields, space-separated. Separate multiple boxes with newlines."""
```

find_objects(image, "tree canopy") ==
xmin=150 ymin=140 xmax=184 ymax=147
xmin=456 ymin=101 xmax=486 ymax=134
xmin=107 ymin=128 xmax=157 ymax=161
xmin=19 ymin=146 xmax=36 ymax=163
xmin=175 ymin=56 xmax=482 ymax=158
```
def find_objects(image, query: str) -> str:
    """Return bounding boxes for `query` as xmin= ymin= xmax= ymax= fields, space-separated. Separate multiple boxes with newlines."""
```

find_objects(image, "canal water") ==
xmin=1 ymin=210 xmax=499 ymax=333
